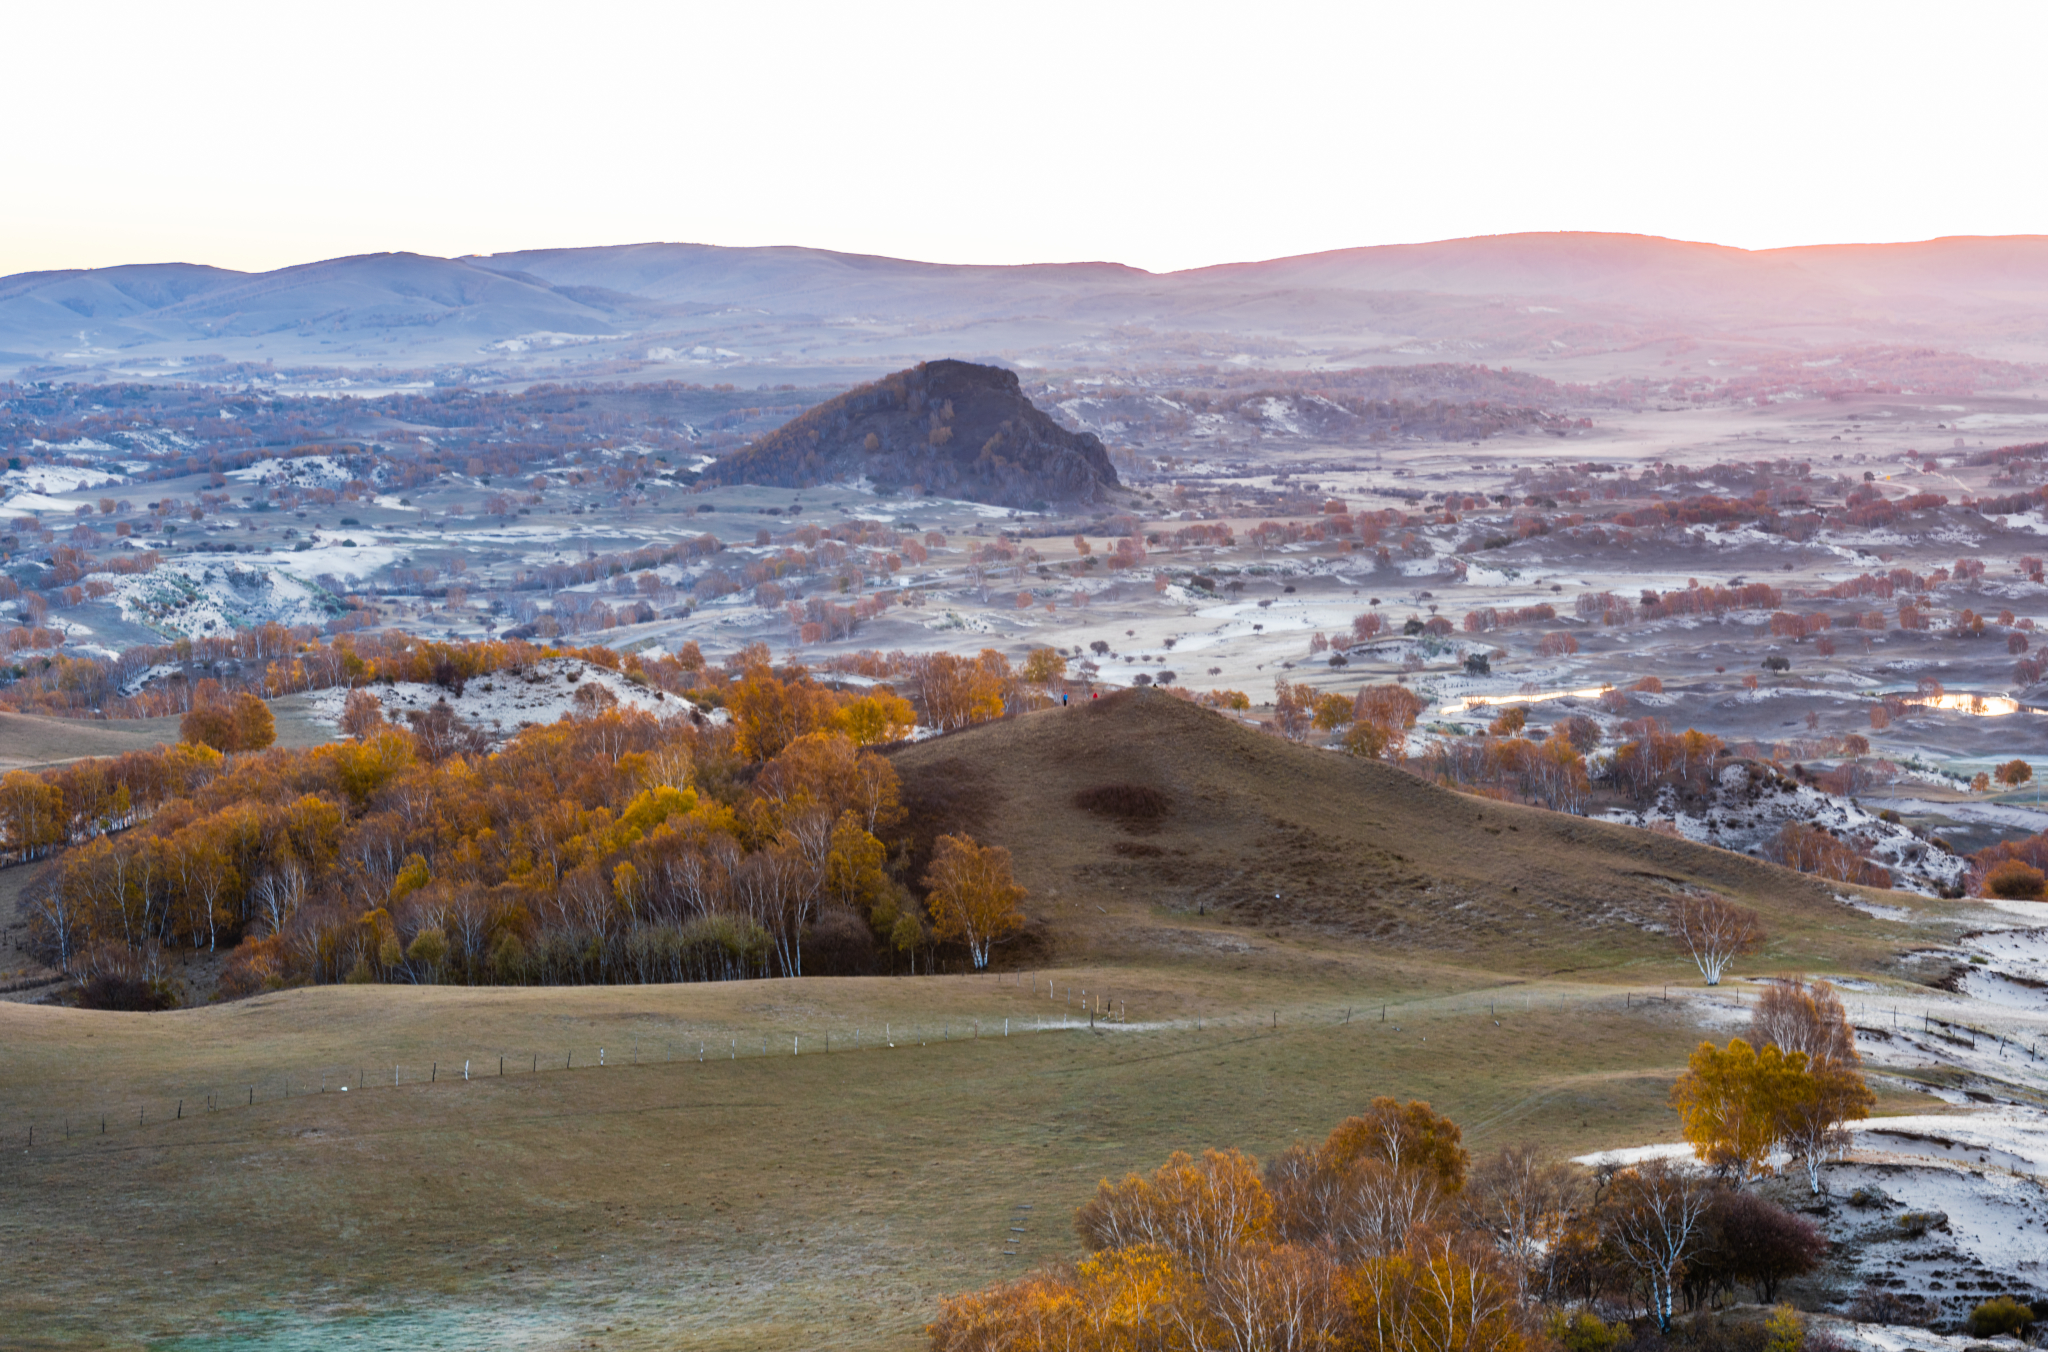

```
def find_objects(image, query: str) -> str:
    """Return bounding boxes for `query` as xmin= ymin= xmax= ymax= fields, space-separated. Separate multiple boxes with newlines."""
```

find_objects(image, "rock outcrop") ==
xmin=700 ymin=360 xmax=1118 ymax=508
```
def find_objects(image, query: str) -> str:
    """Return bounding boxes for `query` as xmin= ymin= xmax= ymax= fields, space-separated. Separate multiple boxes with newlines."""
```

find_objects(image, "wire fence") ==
xmin=7 ymin=975 xmax=2044 ymax=1171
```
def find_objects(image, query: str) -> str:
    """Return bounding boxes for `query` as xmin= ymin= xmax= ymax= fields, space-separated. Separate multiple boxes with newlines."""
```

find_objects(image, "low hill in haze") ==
xmin=19 ymin=233 xmax=2048 ymax=379
xmin=888 ymin=689 xmax=1904 ymax=973
xmin=698 ymin=359 xmax=1120 ymax=507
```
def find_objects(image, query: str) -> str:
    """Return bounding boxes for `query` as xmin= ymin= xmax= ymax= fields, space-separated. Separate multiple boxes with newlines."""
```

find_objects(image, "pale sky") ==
xmin=7 ymin=0 xmax=2046 ymax=278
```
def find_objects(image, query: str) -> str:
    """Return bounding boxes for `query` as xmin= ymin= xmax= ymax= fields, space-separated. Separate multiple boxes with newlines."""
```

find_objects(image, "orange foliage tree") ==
xmin=936 ymin=1103 xmax=1528 ymax=1352
xmin=922 ymin=834 xmax=1026 ymax=970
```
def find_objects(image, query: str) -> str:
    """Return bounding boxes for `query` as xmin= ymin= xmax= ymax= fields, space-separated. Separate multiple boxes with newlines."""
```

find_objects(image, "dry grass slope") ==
xmin=0 ymin=691 xmax=1966 ymax=1351
xmin=891 ymin=689 xmax=1922 ymax=976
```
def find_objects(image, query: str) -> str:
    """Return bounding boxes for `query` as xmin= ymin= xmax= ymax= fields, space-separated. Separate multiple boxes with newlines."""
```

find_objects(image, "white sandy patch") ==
xmin=91 ymin=558 xmax=344 ymax=640
xmin=306 ymin=657 xmax=703 ymax=740
xmin=281 ymin=540 xmax=404 ymax=578
xmin=227 ymin=455 xmax=359 ymax=490
xmin=1571 ymin=1141 xmax=1696 ymax=1168
xmin=2 ymin=492 xmax=92 ymax=514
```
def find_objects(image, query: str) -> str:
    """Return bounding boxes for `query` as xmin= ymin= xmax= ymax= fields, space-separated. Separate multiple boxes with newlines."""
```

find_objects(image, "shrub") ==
xmin=1764 ymin=1304 xmax=1803 ymax=1352
xmin=1967 ymin=1296 xmax=2035 ymax=1338
xmin=1548 ymin=1310 xmax=1625 ymax=1352
xmin=1703 ymin=1191 xmax=1828 ymax=1304
xmin=804 ymin=908 xmax=878 ymax=976
xmin=1986 ymin=859 xmax=2048 ymax=900
xmin=1847 ymin=1286 xmax=1930 ymax=1326
xmin=76 ymin=972 xmax=175 ymax=1011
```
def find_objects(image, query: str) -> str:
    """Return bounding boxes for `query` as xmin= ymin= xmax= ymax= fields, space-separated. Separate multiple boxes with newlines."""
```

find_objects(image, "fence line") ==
xmin=8 ymin=977 xmax=2042 ymax=1170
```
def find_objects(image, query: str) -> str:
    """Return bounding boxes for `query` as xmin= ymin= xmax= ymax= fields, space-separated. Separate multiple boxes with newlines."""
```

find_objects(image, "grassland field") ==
xmin=0 ymin=917 xmax=1953 ymax=1352
xmin=0 ymin=696 xmax=1985 ymax=1350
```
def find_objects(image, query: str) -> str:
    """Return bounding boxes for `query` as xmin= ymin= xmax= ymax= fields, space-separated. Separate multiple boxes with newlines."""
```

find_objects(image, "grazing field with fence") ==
xmin=0 ymin=965 xmax=1951 ymax=1351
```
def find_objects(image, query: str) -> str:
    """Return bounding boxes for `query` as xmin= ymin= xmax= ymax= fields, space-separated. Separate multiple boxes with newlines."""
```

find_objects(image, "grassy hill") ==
xmin=891 ymin=687 xmax=1926 ymax=980
xmin=0 ymin=691 xmax=1972 ymax=1350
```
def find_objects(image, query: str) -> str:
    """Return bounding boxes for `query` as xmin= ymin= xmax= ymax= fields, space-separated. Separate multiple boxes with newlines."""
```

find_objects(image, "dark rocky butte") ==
xmin=699 ymin=359 xmax=1119 ymax=508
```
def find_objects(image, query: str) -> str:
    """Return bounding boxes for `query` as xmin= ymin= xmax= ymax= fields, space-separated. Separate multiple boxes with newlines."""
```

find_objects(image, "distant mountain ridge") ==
xmin=698 ymin=359 xmax=1119 ymax=507
xmin=9 ymin=232 xmax=2048 ymax=379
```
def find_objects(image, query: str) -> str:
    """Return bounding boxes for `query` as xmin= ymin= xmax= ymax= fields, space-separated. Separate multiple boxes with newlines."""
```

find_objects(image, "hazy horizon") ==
xmin=10 ymin=0 xmax=2048 ymax=277
xmin=22 ymin=226 xmax=2048 ymax=282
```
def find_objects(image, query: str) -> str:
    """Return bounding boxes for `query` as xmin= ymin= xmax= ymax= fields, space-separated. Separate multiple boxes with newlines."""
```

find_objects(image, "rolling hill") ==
xmin=889 ymin=689 xmax=1907 ymax=974
xmin=15 ymin=231 xmax=2048 ymax=378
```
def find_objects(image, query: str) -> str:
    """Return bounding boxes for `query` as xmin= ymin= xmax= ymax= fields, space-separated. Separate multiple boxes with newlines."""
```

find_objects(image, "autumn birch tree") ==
xmin=1670 ymin=892 xmax=1763 ymax=985
xmin=922 ymin=833 xmax=1026 ymax=970
xmin=1670 ymin=1036 xmax=1811 ymax=1182
xmin=1752 ymin=979 xmax=1874 ymax=1192
xmin=1604 ymin=1159 xmax=1713 ymax=1333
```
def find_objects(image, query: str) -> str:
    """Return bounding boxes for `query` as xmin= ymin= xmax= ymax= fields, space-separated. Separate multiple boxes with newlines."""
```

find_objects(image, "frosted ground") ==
xmin=14 ymin=376 xmax=2048 ymax=890
xmin=306 ymin=655 xmax=707 ymax=741
xmin=1576 ymin=896 xmax=2048 ymax=1342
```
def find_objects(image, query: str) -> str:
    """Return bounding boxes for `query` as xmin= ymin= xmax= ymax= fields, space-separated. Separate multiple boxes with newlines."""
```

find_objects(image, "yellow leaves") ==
xmin=728 ymin=666 xmax=838 ymax=761
xmin=279 ymin=794 xmax=344 ymax=871
xmin=389 ymin=854 xmax=432 ymax=904
xmin=1021 ymin=647 xmax=1068 ymax=690
xmin=359 ymin=906 xmax=402 ymax=968
xmin=1764 ymin=1304 xmax=1804 ymax=1352
xmin=922 ymin=833 xmax=1027 ymax=970
xmin=1348 ymin=686 xmax=1426 ymax=761
xmin=616 ymin=784 xmax=699 ymax=841
xmin=569 ymin=782 xmax=732 ymax=868
xmin=1680 ymin=727 xmax=1724 ymax=763
xmin=1312 ymin=692 xmax=1353 ymax=731
xmin=1670 ymin=1036 xmax=1813 ymax=1181
xmin=1344 ymin=1233 xmax=1527 ymax=1352
xmin=320 ymin=729 xmax=417 ymax=806
xmin=159 ymin=740 xmax=224 ymax=783
xmin=611 ymin=860 xmax=641 ymax=916
xmin=0 ymin=769 xmax=66 ymax=853
xmin=1487 ymin=706 xmax=1527 ymax=737
xmin=755 ymin=732 xmax=904 ymax=837
xmin=1077 ymin=1148 xmax=1273 ymax=1272
xmin=1320 ymin=1098 xmax=1471 ymax=1195
xmin=825 ymin=811 xmax=889 ymax=913
xmin=178 ymin=690 xmax=275 ymax=754
xmin=903 ymin=651 xmax=1010 ymax=731
xmin=832 ymin=688 xmax=916 ymax=746
xmin=953 ymin=1131 xmax=1522 ymax=1352
xmin=1071 ymin=1245 xmax=1204 ymax=1349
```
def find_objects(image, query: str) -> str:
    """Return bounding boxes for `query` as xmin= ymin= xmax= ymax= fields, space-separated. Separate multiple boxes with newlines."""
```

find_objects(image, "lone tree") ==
xmin=923 ymin=833 xmax=1027 ymax=970
xmin=179 ymin=689 xmax=276 ymax=755
xmin=1670 ymin=892 xmax=1763 ymax=986
xmin=1750 ymin=979 xmax=1875 ymax=1192
xmin=1996 ymin=758 xmax=2035 ymax=789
